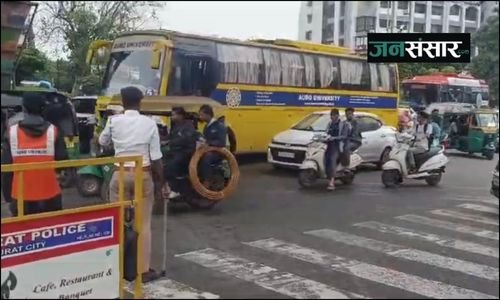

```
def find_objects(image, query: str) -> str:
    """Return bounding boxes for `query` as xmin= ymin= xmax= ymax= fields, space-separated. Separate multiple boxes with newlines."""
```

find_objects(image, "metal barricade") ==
xmin=1 ymin=156 xmax=145 ymax=299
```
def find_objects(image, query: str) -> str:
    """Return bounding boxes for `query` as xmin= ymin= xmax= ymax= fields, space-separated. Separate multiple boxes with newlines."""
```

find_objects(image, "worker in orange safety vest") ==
xmin=1 ymin=93 xmax=68 ymax=216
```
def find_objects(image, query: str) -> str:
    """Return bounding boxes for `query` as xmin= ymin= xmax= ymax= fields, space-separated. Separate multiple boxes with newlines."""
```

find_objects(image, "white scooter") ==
xmin=298 ymin=133 xmax=363 ymax=188
xmin=381 ymin=132 xmax=448 ymax=187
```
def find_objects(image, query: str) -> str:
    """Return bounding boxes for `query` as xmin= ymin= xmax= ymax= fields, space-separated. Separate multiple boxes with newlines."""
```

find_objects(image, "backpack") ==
xmin=416 ymin=123 xmax=433 ymax=150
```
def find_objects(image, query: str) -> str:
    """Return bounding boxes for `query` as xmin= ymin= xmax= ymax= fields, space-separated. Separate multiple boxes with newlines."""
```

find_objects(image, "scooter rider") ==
xmin=325 ymin=108 xmax=351 ymax=191
xmin=165 ymin=107 xmax=199 ymax=199
xmin=408 ymin=111 xmax=433 ymax=173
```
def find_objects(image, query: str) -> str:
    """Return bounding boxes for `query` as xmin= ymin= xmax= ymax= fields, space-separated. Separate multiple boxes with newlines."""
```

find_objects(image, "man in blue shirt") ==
xmin=198 ymin=105 xmax=227 ymax=180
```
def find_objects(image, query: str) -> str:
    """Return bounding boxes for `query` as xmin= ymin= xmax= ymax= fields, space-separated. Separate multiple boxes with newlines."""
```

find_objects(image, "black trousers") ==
xmin=9 ymin=194 xmax=63 ymax=217
xmin=164 ymin=153 xmax=192 ymax=192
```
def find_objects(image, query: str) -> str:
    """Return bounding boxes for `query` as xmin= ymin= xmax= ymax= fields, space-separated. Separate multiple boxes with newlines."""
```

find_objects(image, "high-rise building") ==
xmin=298 ymin=1 xmax=485 ymax=51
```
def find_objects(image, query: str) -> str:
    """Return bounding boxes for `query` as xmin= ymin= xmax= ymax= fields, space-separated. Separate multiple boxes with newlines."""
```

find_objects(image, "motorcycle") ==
xmin=381 ymin=132 xmax=448 ymax=187
xmin=166 ymin=136 xmax=232 ymax=212
xmin=298 ymin=133 xmax=363 ymax=188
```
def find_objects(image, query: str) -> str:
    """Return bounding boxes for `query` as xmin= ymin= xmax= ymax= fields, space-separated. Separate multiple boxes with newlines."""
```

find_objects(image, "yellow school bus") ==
xmin=87 ymin=30 xmax=399 ymax=153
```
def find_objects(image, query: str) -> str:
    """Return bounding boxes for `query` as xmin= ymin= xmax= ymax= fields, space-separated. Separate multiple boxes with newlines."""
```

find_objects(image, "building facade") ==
xmin=298 ymin=1 xmax=492 ymax=51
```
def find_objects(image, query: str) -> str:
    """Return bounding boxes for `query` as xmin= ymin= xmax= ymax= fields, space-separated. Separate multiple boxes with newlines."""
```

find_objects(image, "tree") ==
xmin=15 ymin=46 xmax=48 ymax=84
xmin=36 ymin=1 xmax=165 ymax=92
xmin=470 ymin=8 xmax=499 ymax=106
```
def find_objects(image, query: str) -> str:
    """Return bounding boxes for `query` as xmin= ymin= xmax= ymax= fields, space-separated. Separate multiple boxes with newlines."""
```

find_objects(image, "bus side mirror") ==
xmin=151 ymin=49 xmax=161 ymax=70
xmin=86 ymin=40 xmax=112 ymax=65
xmin=150 ymin=40 xmax=173 ymax=70
xmin=85 ymin=49 xmax=94 ymax=65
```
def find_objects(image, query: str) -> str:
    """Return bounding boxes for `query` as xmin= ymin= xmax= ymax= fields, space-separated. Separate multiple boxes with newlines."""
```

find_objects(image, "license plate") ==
xmin=278 ymin=151 xmax=295 ymax=159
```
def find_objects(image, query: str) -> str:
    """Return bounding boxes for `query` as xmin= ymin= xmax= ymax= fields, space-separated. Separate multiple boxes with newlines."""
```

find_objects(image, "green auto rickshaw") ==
xmin=432 ymin=104 xmax=498 ymax=160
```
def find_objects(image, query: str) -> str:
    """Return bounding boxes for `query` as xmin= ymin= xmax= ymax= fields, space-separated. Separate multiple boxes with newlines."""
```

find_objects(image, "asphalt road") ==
xmin=2 ymin=152 xmax=499 ymax=299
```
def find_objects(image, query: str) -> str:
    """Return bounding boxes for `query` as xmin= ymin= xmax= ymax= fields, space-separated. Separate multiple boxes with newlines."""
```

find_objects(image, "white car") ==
xmin=268 ymin=110 xmax=397 ymax=169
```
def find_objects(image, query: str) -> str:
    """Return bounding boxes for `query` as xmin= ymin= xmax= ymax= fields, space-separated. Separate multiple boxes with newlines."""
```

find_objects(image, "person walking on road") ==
xmin=98 ymin=86 xmax=167 ymax=283
xmin=1 ymin=93 xmax=68 ymax=216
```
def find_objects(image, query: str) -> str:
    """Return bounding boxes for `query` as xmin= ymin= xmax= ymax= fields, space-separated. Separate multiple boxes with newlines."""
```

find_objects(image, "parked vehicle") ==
xmin=382 ymin=132 xmax=449 ymax=187
xmin=298 ymin=133 xmax=363 ymax=189
xmin=491 ymin=161 xmax=499 ymax=199
xmin=268 ymin=110 xmax=396 ymax=169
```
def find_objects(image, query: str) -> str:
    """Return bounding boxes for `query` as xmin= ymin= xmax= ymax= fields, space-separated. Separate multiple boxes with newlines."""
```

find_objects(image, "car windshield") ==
xmin=102 ymin=50 xmax=163 ymax=97
xmin=292 ymin=113 xmax=331 ymax=131
xmin=476 ymin=113 xmax=498 ymax=127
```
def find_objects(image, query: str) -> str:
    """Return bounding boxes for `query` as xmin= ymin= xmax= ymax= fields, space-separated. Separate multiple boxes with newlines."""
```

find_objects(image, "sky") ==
xmin=37 ymin=1 xmax=301 ymax=57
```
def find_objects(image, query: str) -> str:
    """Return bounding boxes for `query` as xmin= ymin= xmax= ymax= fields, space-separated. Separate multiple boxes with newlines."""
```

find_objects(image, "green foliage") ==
xmin=440 ymin=66 xmax=456 ymax=73
xmin=470 ymin=8 xmax=499 ymax=106
xmin=15 ymin=47 xmax=48 ymax=83
xmin=36 ymin=1 xmax=165 ymax=95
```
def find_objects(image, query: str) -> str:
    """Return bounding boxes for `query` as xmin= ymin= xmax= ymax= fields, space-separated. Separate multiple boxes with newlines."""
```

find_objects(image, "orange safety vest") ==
xmin=9 ymin=124 xmax=61 ymax=201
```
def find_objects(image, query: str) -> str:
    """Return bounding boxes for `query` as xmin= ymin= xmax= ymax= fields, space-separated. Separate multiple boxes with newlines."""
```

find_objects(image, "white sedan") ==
xmin=267 ymin=110 xmax=397 ymax=169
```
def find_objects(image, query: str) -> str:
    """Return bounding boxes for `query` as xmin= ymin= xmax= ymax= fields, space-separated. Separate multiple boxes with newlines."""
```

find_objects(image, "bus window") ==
xmin=280 ymin=51 xmax=305 ymax=87
xmin=217 ymin=44 xmax=263 ymax=85
xmin=262 ymin=49 xmax=282 ymax=85
xmin=339 ymin=58 xmax=370 ymax=91
xmin=303 ymin=54 xmax=316 ymax=88
xmin=317 ymin=56 xmax=340 ymax=89
xmin=168 ymin=51 xmax=218 ymax=97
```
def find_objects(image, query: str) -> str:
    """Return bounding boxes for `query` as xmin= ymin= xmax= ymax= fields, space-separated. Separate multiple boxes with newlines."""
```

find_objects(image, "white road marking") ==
xmin=439 ymin=197 xmax=498 ymax=205
xmin=431 ymin=209 xmax=499 ymax=226
xmin=176 ymin=248 xmax=364 ymax=299
xmin=396 ymin=215 xmax=499 ymax=241
xmin=245 ymin=238 xmax=496 ymax=299
xmin=458 ymin=203 xmax=499 ymax=214
xmin=354 ymin=221 xmax=499 ymax=258
xmin=305 ymin=229 xmax=499 ymax=281
xmin=126 ymin=278 xmax=219 ymax=299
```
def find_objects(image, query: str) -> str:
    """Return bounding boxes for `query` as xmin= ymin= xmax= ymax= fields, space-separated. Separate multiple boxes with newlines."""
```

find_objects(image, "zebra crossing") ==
xmin=135 ymin=199 xmax=499 ymax=299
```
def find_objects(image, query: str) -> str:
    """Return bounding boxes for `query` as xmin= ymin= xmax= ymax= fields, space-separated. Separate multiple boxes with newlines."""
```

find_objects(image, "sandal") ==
xmin=327 ymin=183 xmax=336 ymax=191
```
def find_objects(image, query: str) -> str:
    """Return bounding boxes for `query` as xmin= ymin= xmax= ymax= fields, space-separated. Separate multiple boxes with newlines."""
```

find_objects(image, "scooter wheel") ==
xmin=76 ymin=174 xmax=102 ymax=197
xmin=298 ymin=169 xmax=317 ymax=188
xmin=340 ymin=174 xmax=355 ymax=185
xmin=382 ymin=169 xmax=400 ymax=188
xmin=425 ymin=173 xmax=442 ymax=186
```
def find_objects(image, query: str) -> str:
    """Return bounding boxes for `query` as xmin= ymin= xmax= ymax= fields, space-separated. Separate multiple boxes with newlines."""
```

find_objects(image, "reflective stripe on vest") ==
xmin=10 ymin=124 xmax=61 ymax=201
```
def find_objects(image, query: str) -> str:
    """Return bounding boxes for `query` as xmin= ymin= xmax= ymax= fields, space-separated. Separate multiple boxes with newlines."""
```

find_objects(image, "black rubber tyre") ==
xmin=425 ymin=173 xmax=442 ymax=186
xmin=76 ymin=174 xmax=102 ymax=197
xmin=340 ymin=174 xmax=355 ymax=185
xmin=58 ymin=168 xmax=76 ymax=188
xmin=377 ymin=147 xmax=392 ymax=169
xmin=382 ymin=169 xmax=400 ymax=188
xmin=485 ymin=151 xmax=494 ymax=160
xmin=298 ymin=169 xmax=317 ymax=188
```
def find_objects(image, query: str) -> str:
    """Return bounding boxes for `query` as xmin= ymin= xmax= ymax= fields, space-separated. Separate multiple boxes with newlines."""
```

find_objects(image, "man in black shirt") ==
xmin=165 ymin=107 xmax=198 ymax=198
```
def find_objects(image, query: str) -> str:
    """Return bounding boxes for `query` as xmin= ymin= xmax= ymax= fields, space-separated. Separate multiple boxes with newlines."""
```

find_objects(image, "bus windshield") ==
xmin=292 ymin=113 xmax=330 ymax=131
xmin=102 ymin=50 xmax=163 ymax=97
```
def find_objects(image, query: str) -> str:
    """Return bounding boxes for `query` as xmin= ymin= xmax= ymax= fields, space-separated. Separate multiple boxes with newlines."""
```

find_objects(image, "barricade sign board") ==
xmin=1 ymin=207 xmax=120 ymax=299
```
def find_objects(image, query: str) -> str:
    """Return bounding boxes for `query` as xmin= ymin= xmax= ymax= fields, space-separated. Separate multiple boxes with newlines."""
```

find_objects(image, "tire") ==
xmin=377 ymin=147 xmax=392 ymax=169
xmin=340 ymin=173 xmax=355 ymax=185
xmin=76 ymin=174 xmax=102 ymax=197
xmin=382 ymin=169 xmax=400 ymax=188
xmin=58 ymin=168 xmax=76 ymax=188
xmin=485 ymin=151 xmax=494 ymax=160
xmin=298 ymin=169 xmax=317 ymax=188
xmin=425 ymin=173 xmax=442 ymax=186
xmin=186 ymin=197 xmax=217 ymax=210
